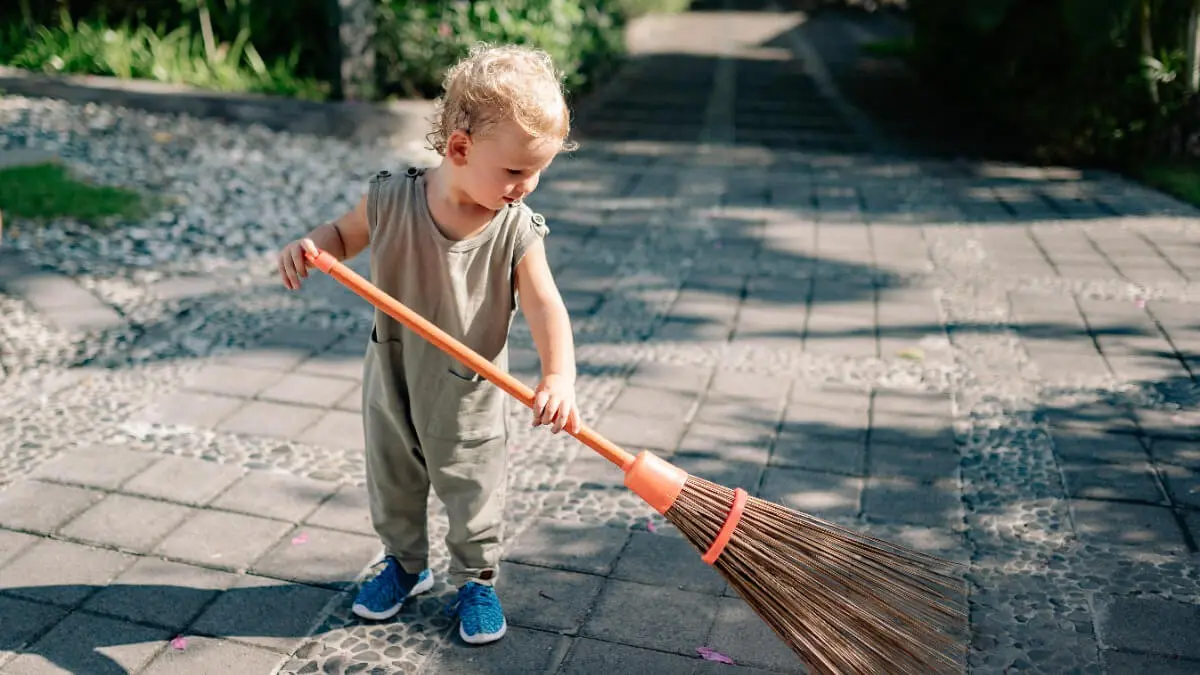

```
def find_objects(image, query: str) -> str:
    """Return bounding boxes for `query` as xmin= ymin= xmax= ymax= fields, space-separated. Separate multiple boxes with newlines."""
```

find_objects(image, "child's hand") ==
xmin=279 ymin=238 xmax=318 ymax=290
xmin=532 ymin=374 xmax=581 ymax=434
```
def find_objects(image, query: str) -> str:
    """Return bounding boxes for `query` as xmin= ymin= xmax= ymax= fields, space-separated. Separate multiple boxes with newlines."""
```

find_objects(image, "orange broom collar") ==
xmin=702 ymin=487 xmax=748 ymax=564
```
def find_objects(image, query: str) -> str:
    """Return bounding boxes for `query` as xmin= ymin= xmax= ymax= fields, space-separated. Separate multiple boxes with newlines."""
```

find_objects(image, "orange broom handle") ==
xmin=303 ymin=245 xmax=637 ymax=472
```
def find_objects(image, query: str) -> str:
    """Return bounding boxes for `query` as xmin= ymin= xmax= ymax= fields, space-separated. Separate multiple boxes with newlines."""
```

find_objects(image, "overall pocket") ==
xmin=423 ymin=364 xmax=506 ymax=442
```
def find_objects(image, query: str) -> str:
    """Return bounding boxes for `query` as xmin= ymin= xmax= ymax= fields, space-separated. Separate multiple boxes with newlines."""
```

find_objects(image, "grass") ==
xmin=1133 ymin=161 xmax=1200 ymax=208
xmin=0 ymin=162 xmax=145 ymax=228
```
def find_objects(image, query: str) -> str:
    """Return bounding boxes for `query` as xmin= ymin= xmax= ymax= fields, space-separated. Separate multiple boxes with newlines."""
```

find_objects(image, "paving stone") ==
xmin=134 ymin=390 xmax=244 ymax=429
xmin=782 ymin=390 xmax=870 ymax=442
xmin=58 ymin=494 xmax=196 ymax=552
xmin=565 ymin=450 xmax=628 ymax=490
xmin=121 ymin=456 xmax=246 ymax=506
xmin=333 ymin=384 xmax=363 ymax=412
xmin=581 ymin=579 xmax=716 ymax=655
xmin=0 ymin=530 xmax=39 ymax=568
xmin=494 ymin=562 xmax=605 ymax=633
xmin=0 ymin=480 xmax=103 ymax=534
xmin=707 ymin=596 xmax=803 ymax=672
xmin=1102 ymin=651 xmax=1200 ymax=675
xmin=29 ymin=447 xmax=158 ymax=490
xmin=1059 ymin=461 xmax=1165 ymax=504
xmin=294 ymin=409 xmax=365 ymax=450
xmin=258 ymin=372 xmax=359 ymax=408
xmin=759 ymin=467 xmax=862 ymax=521
xmin=303 ymin=483 xmax=374 ymax=536
xmin=4 ymin=610 xmax=169 ymax=675
xmin=0 ymin=539 xmax=133 ymax=606
xmin=677 ymin=421 xmax=773 ymax=464
xmin=868 ymin=442 xmax=960 ymax=481
xmin=188 ymin=573 xmax=341 ymax=653
xmin=611 ymin=531 xmax=725 ymax=595
xmin=502 ymin=518 xmax=629 ymax=575
xmin=140 ymin=634 xmax=285 ymax=674
xmin=771 ymin=430 xmax=864 ymax=475
xmin=862 ymin=476 xmax=962 ymax=529
xmin=593 ymin=409 xmax=687 ymax=453
xmin=560 ymin=638 xmax=700 ymax=675
xmin=691 ymin=395 xmax=783 ymax=428
xmin=251 ymin=525 xmax=380 ymax=589
xmin=1094 ymin=596 xmax=1200 ymax=659
xmin=870 ymin=411 xmax=958 ymax=453
xmin=1070 ymin=500 xmax=1188 ymax=554
xmin=256 ymin=324 xmax=345 ymax=352
xmin=82 ymin=557 xmax=239 ymax=630
xmin=210 ymin=471 xmax=339 ymax=523
xmin=1158 ymin=464 xmax=1200 ymax=509
xmin=0 ymin=595 xmax=67 ymax=663
xmin=1133 ymin=406 xmax=1200 ymax=440
xmin=627 ymin=361 xmax=713 ymax=394
xmin=426 ymin=625 xmax=560 ymax=672
xmin=154 ymin=510 xmax=291 ymax=572
xmin=216 ymin=400 xmax=325 ymax=438
xmin=184 ymin=363 xmax=286 ymax=399
xmin=218 ymin=345 xmax=316 ymax=372
xmin=296 ymin=351 xmax=364 ymax=380
xmin=1149 ymin=437 xmax=1200 ymax=469
xmin=708 ymin=368 xmax=792 ymax=401
xmin=607 ymin=384 xmax=699 ymax=420
xmin=1053 ymin=433 xmax=1151 ymax=465
xmin=672 ymin=454 xmax=764 ymax=494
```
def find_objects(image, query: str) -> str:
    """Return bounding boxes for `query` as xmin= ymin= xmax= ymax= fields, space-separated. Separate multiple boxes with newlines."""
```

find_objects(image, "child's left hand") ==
xmin=532 ymin=373 xmax=581 ymax=434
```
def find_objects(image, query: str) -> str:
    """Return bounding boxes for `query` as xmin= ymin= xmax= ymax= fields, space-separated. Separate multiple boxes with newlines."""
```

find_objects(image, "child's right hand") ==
xmin=279 ymin=237 xmax=318 ymax=290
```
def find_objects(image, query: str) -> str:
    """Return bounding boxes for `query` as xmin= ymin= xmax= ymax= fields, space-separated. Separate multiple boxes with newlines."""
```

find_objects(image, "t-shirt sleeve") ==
xmin=513 ymin=208 xmax=551 ymax=268
xmin=365 ymin=168 xmax=410 ymax=242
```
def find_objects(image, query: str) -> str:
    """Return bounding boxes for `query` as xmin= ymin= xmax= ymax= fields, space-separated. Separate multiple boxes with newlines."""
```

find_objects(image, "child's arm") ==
xmin=515 ymin=239 xmax=581 ymax=434
xmin=279 ymin=195 xmax=371 ymax=290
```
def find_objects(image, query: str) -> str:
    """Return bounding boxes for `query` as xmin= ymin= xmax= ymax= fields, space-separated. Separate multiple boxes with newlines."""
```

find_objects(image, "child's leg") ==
xmin=364 ymin=403 xmax=432 ymax=575
xmin=425 ymin=433 xmax=509 ymax=587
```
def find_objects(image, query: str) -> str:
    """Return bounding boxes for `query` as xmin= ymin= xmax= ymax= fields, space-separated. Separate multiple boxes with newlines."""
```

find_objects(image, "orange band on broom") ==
xmin=302 ymin=244 xmax=967 ymax=675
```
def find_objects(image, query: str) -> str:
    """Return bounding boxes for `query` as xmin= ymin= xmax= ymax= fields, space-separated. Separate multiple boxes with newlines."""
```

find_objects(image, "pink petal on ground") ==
xmin=646 ymin=519 xmax=657 ymax=533
xmin=1134 ymin=298 xmax=1146 ymax=308
xmin=696 ymin=647 xmax=735 ymax=664
xmin=170 ymin=636 xmax=188 ymax=650
xmin=291 ymin=532 xmax=309 ymax=545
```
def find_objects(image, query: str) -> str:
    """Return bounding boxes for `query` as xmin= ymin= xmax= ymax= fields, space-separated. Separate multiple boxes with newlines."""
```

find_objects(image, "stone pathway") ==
xmin=2 ymin=1 xmax=1200 ymax=674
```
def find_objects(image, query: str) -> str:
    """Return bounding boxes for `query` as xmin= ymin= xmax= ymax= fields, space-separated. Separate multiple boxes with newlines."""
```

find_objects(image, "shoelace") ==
xmin=443 ymin=583 xmax=493 ymax=617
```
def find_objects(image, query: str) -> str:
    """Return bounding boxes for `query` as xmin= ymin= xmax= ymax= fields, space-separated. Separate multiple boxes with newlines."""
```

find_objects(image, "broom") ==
xmin=301 ymin=244 xmax=967 ymax=674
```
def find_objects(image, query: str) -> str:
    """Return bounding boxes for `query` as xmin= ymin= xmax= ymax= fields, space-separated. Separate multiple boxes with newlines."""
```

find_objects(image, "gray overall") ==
xmin=361 ymin=166 xmax=548 ymax=587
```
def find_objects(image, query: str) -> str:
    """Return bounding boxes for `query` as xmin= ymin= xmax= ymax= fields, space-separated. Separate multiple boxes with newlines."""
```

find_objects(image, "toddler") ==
xmin=277 ymin=43 xmax=582 ymax=645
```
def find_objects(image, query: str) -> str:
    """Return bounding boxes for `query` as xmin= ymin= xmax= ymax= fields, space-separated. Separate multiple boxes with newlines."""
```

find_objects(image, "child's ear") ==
xmin=446 ymin=129 xmax=472 ymax=166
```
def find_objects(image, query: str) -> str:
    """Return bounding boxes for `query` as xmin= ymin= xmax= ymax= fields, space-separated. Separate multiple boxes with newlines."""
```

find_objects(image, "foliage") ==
xmin=1 ymin=11 xmax=327 ymax=99
xmin=1134 ymin=160 xmax=1200 ymax=207
xmin=907 ymin=0 xmax=1200 ymax=166
xmin=375 ymin=0 xmax=628 ymax=101
xmin=0 ymin=162 xmax=145 ymax=228
xmin=613 ymin=0 xmax=693 ymax=18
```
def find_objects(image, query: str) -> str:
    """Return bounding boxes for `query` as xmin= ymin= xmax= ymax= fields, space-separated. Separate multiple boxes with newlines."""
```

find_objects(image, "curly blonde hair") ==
xmin=427 ymin=43 xmax=577 ymax=155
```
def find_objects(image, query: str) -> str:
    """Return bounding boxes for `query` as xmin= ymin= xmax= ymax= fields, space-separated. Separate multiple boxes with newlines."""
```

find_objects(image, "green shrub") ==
xmin=1 ymin=11 xmax=328 ymax=99
xmin=0 ymin=161 xmax=146 ymax=229
xmin=614 ymin=0 xmax=692 ymax=18
xmin=374 ymin=0 xmax=627 ymax=101
xmin=908 ymin=0 xmax=1198 ymax=166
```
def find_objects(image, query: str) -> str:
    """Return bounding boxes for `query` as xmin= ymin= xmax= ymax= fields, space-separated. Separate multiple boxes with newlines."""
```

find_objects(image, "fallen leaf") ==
xmin=291 ymin=532 xmax=309 ymax=545
xmin=170 ymin=636 xmax=187 ymax=650
xmin=696 ymin=646 xmax=735 ymax=664
xmin=646 ymin=519 xmax=658 ymax=533
xmin=153 ymin=131 xmax=174 ymax=143
xmin=897 ymin=347 xmax=925 ymax=362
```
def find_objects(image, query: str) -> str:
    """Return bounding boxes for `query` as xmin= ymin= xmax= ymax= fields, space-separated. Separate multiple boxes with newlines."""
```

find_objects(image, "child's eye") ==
xmin=506 ymin=169 xmax=524 ymax=176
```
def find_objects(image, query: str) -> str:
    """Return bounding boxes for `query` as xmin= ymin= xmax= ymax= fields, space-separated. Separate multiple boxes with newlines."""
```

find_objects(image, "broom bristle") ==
xmin=666 ymin=475 xmax=967 ymax=675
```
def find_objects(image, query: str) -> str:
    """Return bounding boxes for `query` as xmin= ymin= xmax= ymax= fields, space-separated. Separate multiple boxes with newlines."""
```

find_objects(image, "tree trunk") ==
xmin=329 ymin=0 xmax=378 ymax=101
xmin=1187 ymin=0 xmax=1200 ymax=93
xmin=1141 ymin=0 xmax=1159 ymax=105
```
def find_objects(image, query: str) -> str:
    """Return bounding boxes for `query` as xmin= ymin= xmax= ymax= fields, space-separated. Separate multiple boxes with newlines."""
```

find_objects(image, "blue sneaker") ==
xmin=445 ymin=581 xmax=507 ymax=644
xmin=351 ymin=556 xmax=434 ymax=620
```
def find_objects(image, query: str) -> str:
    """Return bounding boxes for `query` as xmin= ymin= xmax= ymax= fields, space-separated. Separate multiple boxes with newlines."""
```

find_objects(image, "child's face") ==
xmin=451 ymin=120 xmax=561 ymax=210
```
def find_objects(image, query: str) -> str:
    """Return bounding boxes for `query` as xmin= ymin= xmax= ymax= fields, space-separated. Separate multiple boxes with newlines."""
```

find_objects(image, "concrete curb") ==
xmin=0 ymin=66 xmax=436 ymax=150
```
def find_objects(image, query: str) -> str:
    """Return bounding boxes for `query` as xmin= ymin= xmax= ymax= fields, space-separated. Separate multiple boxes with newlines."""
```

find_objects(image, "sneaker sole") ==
xmin=460 ymin=618 xmax=507 ymax=645
xmin=351 ymin=572 xmax=435 ymax=621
